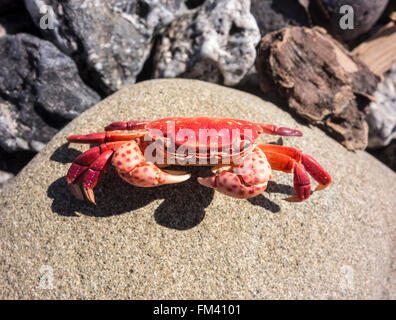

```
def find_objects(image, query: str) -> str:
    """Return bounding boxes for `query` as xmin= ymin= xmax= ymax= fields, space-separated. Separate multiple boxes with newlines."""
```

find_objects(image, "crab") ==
xmin=66 ymin=117 xmax=331 ymax=204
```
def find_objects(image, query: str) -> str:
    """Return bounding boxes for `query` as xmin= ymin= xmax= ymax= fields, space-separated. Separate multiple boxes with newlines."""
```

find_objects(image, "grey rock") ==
xmin=25 ymin=0 xmax=189 ymax=94
xmin=250 ymin=0 xmax=309 ymax=36
xmin=319 ymin=0 xmax=388 ymax=41
xmin=0 ymin=169 xmax=13 ymax=184
xmin=153 ymin=0 xmax=260 ymax=86
xmin=0 ymin=169 xmax=14 ymax=190
xmin=0 ymin=33 xmax=100 ymax=152
xmin=370 ymin=140 xmax=396 ymax=173
xmin=367 ymin=64 xmax=396 ymax=148
xmin=382 ymin=141 xmax=396 ymax=172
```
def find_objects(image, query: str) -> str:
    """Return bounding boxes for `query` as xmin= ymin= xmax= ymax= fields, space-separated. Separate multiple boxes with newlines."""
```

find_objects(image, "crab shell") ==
xmin=142 ymin=117 xmax=265 ymax=163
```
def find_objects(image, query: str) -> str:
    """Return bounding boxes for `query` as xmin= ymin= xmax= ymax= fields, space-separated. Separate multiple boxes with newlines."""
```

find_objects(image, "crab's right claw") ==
xmin=284 ymin=163 xmax=311 ymax=202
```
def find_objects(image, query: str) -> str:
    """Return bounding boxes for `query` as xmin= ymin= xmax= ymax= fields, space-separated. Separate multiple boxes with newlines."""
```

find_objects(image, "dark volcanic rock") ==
xmin=317 ymin=0 xmax=389 ymax=41
xmin=370 ymin=140 xmax=396 ymax=173
xmin=0 ymin=0 xmax=24 ymax=15
xmin=250 ymin=0 xmax=310 ymax=36
xmin=153 ymin=0 xmax=260 ymax=86
xmin=256 ymin=26 xmax=380 ymax=150
xmin=0 ymin=11 xmax=37 ymax=37
xmin=382 ymin=141 xmax=396 ymax=172
xmin=25 ymin=0 xmax=190 ymax=94
xmin=0 ymin=33 xmax=100 ymax=153
xmin=0 ymin=169 xmax=14 ymax=190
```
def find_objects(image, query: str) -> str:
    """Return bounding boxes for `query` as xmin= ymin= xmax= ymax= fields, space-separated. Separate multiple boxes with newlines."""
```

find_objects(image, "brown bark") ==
xmin=255 ymin=26 xmax=380 ymax=150
xmin=352 ymin=22 xmax=396 ymax=76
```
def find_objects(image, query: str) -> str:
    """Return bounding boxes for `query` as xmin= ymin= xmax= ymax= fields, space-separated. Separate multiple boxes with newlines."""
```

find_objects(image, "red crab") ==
xmin=66 ymin=117 xmax=331 ymax=204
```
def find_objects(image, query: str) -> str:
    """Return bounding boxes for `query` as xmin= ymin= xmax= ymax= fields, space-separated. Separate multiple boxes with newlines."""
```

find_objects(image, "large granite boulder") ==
xmin=1 ymin=79 xmax=395 ymax=299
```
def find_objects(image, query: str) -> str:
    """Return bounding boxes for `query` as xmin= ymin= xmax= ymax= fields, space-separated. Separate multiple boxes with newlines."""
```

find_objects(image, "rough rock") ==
xmin=250 ymin=0 xmax=310 ymax=36
xmin=1 ymin=79 xmax=395 ymax=299
xmin=367 ymin=64 xmax=396 ymax=148
xmin=0 ymin=33 xmax=100 ymax=153
xmin=0 ymin=11 xmax=37 ymax=37
xmin=25 ymin=0 xmax=191 ymax=94
xmin=0 ymin=169 xmax=13 ymax=190
xmin=370 ymin=140 xmax=396 ymax=173
xmin=382 ymin=141 xmax=396 ymax=172
xmin=153 ymin=0 xmax=260 ymax=86
xmin=255 ymin=26 xmax=380 ymax=150
xmin=317 ymin=0 xmax=389 ymax=42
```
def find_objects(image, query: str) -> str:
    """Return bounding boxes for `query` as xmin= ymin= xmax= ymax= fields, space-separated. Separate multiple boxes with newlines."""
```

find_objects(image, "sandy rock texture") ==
xmin=1 ymin=79 xmax=395 ymax=299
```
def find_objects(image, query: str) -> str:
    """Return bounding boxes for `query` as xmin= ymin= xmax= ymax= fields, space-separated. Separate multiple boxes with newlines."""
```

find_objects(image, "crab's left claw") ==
xmin=112 ymin=140 xmax=191 ymax=188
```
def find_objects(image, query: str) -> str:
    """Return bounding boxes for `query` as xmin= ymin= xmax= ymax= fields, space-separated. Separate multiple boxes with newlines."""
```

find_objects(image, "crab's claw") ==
xmin=283 ymin=162 xmax=311 ymax=202
xmin=301 ymin=154 xmax=332 ymax=191
xmin=258 ymin=144 xmax=332 ymax=202
xmin=198 ymin=147 xmax=271 ymax=199
xmin=112 ymin=141 xmax=191 ymax=188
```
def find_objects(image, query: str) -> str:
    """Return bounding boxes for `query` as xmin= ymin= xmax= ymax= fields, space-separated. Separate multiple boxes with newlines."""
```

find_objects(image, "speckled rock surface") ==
xmin=1 ymin=79 xmax=396 ymax=299
xmin=368 ymin=64 xmax=396 ymax=148
xmin=153 ymin=0 xmax=260 ymax=86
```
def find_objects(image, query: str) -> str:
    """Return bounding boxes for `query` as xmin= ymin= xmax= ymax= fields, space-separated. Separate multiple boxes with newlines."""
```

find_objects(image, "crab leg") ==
xmin=67 ymin=131 xmax=146 ymax=144
xmin=105 ymin=120 xmax=150 ymax=131
xmin=112 ymin=141 xmax=191 ymax=188
xmin=260 ymin=124 xmax=303 ymax=137
xmin=257 ymin=144 xmax=332 ymax=202
xmin=197 ymin=147 xmax=271 ymax=199
xmin=67 ymin=142 xmax=124 ymax=203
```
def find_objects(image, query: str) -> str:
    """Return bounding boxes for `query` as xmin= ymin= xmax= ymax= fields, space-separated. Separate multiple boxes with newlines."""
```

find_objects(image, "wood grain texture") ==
xmin=256 ymin=26 xmax=380 ymax=150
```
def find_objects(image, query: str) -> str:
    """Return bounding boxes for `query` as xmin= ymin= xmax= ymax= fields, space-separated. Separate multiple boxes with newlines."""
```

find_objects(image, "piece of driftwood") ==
xmin=255 ymin=26 xmax=380 ymax=150
xmin=352 ymin=22 xmax=396 ymax=76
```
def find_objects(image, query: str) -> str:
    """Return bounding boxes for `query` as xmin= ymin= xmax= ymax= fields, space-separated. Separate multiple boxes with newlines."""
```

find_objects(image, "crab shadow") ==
xmin=48 ymin=144 xmax=293 ymax=230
